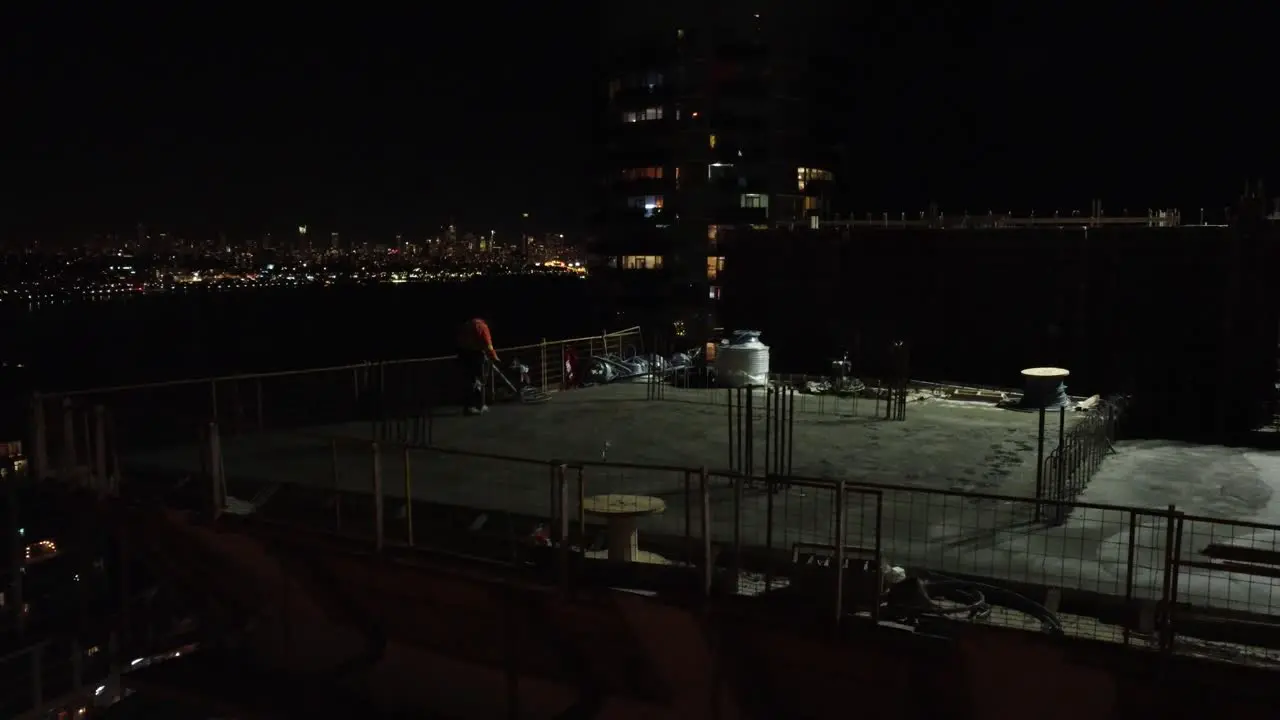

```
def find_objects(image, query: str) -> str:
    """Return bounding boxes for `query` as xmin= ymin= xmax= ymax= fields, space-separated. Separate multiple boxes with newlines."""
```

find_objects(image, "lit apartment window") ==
xmin=706 ymin=256 xmax=725 ymax=281
xmin=740 ymin=193 xmax=769 ymax=210
xmin=622 ymin=255 xmax=664 ymax=270
xmin=622 ymin=107 xmax=664 ymax=123
xmin=708 ymin=162 xmax=734 ymax=181
xmin=621 ymin=167 xmax=663 ymax=181
xmin=707 ymin=224 xmax=722 ymax=251
xmin=796 ymin=167 xmax=834 ymax=191
xmin=804 ymin=196 xmax=823 ymax=212
xmin=675 ymin=167 xmax=682 ymax=188
xmin=626 ymin=195 xmax=664 ymax=217
xmin=709 ymin=285 xmax=722 ymax=300
xmin=709 ymin=134 xmax=717 ymax=149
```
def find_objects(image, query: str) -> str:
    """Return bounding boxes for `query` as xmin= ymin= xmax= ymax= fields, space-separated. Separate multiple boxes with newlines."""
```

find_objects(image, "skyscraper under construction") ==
xmin=591 ymin=4 xmax=848 ymax=335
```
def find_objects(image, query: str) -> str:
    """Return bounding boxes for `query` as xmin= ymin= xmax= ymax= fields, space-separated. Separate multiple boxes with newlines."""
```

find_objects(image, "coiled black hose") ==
xmin=894 ymin=572 xmax=1065 ymax=635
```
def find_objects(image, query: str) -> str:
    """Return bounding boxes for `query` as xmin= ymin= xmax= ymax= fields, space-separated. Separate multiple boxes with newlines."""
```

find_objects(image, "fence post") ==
xmin=1159 ymin=504 xmax=1176 ymax=652
xmin=29 ymin=643 xmax=44 ymax=711
xmin=372 ymin=442 xmax=384 ymax=552
xmin=731 ymin=474 xmax=742 ymax=587
xmin=403 ymin=446 xmax=414 ymax=547
xmin=1056 ymin=406 xmax=1066 ymax=490
xmin=503 ymin=582 xmax=521 ymax=720
xmin=540 ymin=339 xmax=548 ymax=394
xmin=331 ymin=439 xmax=342 ymax=531
xmin=683 ymin=469 xmax=692 ymax=561
xmin=255 ymin=376 xmax=265 ymax=432
xmin=30 ymin=393 xmax=47 ymax=481
xmin=71 ymin=637 xmax=83 ymax=691
xmin=1033 ymin=407 xmax=1046 ymax=522
xmin=765 ymin=475 xmax=775 ymax=593
xmin=1123 ymin=510 xmax=1138 ymax=645
xmin=93 ymin=405 xmax=108 ymax=495
xmin=700 ymin=467 xmax=712 ymax=597
xmin=557 ymin=464 xmax=570 ymax=594
xmin=834 ymin=479 xmax=847 ymax=631
xmin=208 ymin=422 xmax=225 ymax=519
xmin=61 ymin=397 xmax=75 ymax=479
xmin=576 ymin=466 xmax=586 ymax=536
xmin=1167 ymin=509 xmax=1185 ymax=652
xmin=4 ymin=466 xmax=23 ymax=638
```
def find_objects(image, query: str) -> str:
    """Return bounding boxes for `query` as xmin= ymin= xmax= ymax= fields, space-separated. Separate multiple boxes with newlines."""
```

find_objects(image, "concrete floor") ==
xmin=1079 ymin=441 xmax=1280 ymax=616
xmin=123 ymin=383 xmax=1280 ymax=617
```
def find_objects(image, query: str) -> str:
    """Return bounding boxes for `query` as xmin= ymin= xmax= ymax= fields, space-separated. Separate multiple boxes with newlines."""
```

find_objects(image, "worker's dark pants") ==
xmin=457 ymin=348 xmax=486 ymax=410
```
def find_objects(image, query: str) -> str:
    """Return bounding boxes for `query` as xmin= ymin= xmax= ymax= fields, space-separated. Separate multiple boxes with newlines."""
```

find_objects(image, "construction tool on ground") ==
xmin=489 ymin=359 xmax=552 ymax=404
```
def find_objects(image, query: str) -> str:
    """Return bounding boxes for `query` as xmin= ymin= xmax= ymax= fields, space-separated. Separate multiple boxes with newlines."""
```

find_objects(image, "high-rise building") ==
xmin=592 ymin=4 xmax=846 ymax=334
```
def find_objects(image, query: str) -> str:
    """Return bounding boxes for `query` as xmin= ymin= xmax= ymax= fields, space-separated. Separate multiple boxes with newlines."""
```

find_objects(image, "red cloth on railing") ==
xmin=563 ymin=346 xmax=579 ymax=390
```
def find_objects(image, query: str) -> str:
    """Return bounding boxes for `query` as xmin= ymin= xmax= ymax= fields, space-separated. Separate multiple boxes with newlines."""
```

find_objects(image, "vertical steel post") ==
xmin=540 ymin=339 xmax=548 ymax=394
xmin=576 ymin=466 xmax=586 ymax=536
xmin=1034 ymin=407 xmax=1046 ymax=522
xmin=29 ymin=643 xmax=43 ymax=711
xmin=872 ymin=491 xmax=884 ymax=622
xmin=1123 ymin=510 xmax=1138 ymax=646
xmin=208 ymin=422 xmax=224 ymax=520
xmin=548 ymin=463 xmax=558 ymax=536
xmin=700 ymin=467 xmax=712 ymax=597
xmin=557 ymin=464 xmax=570 ymax=594
xmin=403 ymin=446 xmax=414 ymax=546
xmin=834 ymin=479 xmax=847 ymax=630
xmin=504 ymin=582 xmax=520 ymax=720
xmin=1057 ymin=406 xmax=1068 ymax=507
xmin=372 ymin=442 xmax=384 ymax=551
xmin=765 ymin=474 xmax=775 ymax=593
xmin=764 ymin=386 xmax=772 ymax=476
xmin=256 ymin=376 xmax=265 ymax=432
xmin=5 ymin=466 xmax=22 ymax=637
xmin=726 ymin=388 xmax=735 ymax=472
xmin=786 ymin=387 xmax=796 ymax=474
xmin=683 ymin=469 xmax=692 ymax=560
xmin=61 ymin=398 xmax=75 ymax=478
xmin=1159 ymin=504 xmax=1177 ymax=651
xmin=93 ymin=405 xmax=108 ymax=494
xmin=71 ymin=638 xmax=83 ymax=691
xmin=30 ymin=394 xmax=47 ymax=481
xmin=731 ymin=474 xmax=742 ymax=587
xmin=331 ymin=438 xmax=342 ymax=531
xmin=1167 ymin=510 xmax=1184 ymax=651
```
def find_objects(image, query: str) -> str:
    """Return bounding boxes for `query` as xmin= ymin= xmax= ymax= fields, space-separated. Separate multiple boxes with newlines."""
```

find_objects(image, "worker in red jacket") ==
xmin=457 ymin=318 xmax=499 ymax=415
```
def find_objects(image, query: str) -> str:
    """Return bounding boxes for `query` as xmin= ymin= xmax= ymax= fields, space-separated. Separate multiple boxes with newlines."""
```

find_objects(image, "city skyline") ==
xmin=7 ymin=6 xmax=1272 ymax=239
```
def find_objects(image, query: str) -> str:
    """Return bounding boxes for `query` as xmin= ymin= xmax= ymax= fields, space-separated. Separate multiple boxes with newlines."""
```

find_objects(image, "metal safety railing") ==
xmin=26 ymin=326 xmax=644 ymax=483
xmin=1040 ymin=397 xmax=1127 ymax=523
xmin=0 ymin=638 xmax=109 ymax=719
xmin=163 ymin=427 xmax=1280 ymax=668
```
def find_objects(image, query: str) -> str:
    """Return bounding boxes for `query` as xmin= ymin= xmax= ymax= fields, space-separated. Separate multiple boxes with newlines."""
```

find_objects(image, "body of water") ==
xmin=0 ymin=276 xmax=625 ymax=434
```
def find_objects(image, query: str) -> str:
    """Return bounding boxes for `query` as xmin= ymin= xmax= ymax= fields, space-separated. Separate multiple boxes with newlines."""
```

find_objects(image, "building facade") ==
xmin=591 ymin=5 xmax=845 ymax=336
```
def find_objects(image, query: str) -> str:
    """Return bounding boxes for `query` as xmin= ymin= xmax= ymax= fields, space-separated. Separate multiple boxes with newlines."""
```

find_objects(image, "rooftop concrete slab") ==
xmin=123 ymin=383 xmax=1280 ymax=619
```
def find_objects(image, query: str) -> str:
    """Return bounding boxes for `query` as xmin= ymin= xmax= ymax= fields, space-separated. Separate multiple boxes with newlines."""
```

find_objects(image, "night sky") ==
xmin=7 ymin=6 xmax=1273 ymax=242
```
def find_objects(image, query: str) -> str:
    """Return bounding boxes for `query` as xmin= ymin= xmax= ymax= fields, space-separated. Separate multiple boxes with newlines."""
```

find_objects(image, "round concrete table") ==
xmin=1021 ymin=367 xmax=1070 ymax=381
xmin=581 ymin=494 xmax=666 ymax=563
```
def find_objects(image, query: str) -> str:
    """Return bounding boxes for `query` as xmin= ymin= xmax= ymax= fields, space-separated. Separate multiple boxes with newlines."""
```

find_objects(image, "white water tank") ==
xmin=718 ymin=331 xmax=770 ymax=387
